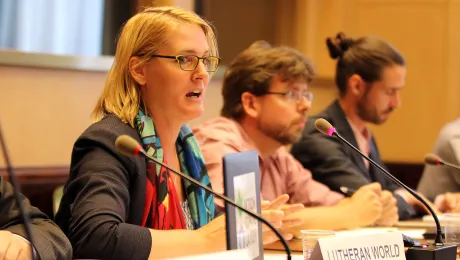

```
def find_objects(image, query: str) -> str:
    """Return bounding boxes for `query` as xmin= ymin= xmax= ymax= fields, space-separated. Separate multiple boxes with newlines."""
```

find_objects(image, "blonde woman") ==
xmin=54 ymin=6 xmax=301 ymax=260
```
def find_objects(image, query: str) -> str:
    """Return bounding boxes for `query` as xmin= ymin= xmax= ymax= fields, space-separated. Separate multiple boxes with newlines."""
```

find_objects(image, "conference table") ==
xmin=73 ymin=219 xmax=443 ymax=259
xmin=264 ymin=219 xmax=442 ymax=258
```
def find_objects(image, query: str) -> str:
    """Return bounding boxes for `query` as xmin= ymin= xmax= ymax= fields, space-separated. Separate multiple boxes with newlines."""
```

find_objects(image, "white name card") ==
xmin=310 ymin=232 xmax=406 ymax=260
xmin=166 ymin=249 xmax=251 ymax=260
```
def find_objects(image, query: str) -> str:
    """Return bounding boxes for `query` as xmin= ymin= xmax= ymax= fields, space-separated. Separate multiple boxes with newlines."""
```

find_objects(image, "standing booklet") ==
xmin=223 ymin=150 xmax=263 ymax=260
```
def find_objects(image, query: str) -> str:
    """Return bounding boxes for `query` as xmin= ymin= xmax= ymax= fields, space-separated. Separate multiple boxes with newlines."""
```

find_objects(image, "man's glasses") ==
xmin=264 ymin=91 xmax=314 ymax=104
xmin=149 ymin=54 xmax=221 ymax=72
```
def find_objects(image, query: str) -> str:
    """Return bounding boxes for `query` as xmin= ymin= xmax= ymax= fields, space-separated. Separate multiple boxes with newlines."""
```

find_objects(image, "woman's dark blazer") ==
xmin=55 ymin=115 xmax=151 ymax=260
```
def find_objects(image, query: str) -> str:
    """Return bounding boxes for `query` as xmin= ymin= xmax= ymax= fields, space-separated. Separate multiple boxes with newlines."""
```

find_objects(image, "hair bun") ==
xmin=326 ymin=32 xmax=355 ymax=60
xmin=248 ymin=40 xmax=272 ymax=50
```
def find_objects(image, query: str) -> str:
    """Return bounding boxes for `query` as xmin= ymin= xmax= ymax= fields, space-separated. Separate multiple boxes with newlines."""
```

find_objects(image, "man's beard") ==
xmin=258 ymin=120 xmax=303 ymax=145
xmin=357 ymin=97 xmax=393 ymax=125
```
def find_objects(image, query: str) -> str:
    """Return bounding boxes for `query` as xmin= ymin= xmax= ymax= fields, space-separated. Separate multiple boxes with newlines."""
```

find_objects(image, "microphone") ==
xmin=115 ymin=135 xmax=292 ymax=260
xmin=425 ymin=153 xmax=460 ymax=170
xmin=0 ymin=123 xmax=36 ymax=260
xmin=315 ymin=118 xmax=457 ymax=260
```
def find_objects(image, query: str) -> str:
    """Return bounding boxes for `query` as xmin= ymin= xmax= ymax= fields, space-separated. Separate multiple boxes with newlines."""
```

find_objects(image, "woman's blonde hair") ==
xmin=92 ymin=6 xmax=218 ymax=127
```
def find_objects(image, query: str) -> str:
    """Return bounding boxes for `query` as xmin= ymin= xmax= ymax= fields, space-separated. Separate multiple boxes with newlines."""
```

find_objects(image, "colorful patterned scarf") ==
xmin=135 ymin=110 xmax=215 ymax=230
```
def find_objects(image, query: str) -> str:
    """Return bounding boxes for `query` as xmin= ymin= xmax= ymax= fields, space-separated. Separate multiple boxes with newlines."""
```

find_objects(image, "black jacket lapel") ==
xmin=326 ymin=100 xmax=372 ymax=181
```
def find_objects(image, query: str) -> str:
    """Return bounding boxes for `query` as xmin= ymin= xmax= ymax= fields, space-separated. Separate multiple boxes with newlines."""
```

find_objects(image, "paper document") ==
xmin=335 ymin=227 xmax=398 ymax=236
xmin=264 ymin=254 xmax=303 ymax=260
xmin=166 ymin=249 xmax=251 ymax=260
xmin=295 ymin=227 xmax=426 ymax=240
xmin=422 ymin=214 xmax=460 ymax=223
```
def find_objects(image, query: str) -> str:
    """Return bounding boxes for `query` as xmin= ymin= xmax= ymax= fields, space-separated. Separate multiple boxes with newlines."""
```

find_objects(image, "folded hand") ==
xmin=261 ymin=194 xmax=304 ymax=244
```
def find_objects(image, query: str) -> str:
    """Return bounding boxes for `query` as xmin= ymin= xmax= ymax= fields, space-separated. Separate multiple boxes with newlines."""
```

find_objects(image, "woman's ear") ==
xmin=129 ymin=56 xmax=146 ymax=85
xmin=241 ymin=92 xmax=261 ymax=119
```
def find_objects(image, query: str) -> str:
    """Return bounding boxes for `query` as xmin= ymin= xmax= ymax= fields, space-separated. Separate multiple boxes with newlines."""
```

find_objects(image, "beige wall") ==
xmin=136 ymin=0 xmax=194 ymax=11
xmin=0 ymin=66 xmax=105 ymax=167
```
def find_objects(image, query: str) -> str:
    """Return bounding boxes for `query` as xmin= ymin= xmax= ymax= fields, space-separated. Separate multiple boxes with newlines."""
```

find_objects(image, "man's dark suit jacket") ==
xmin=0 ymin=177 xmax=72 ymax=260
xmin=291 ymin=100 xmax=416 ymax=220
xmin=54 ymin=115 xmax=152 ymax=260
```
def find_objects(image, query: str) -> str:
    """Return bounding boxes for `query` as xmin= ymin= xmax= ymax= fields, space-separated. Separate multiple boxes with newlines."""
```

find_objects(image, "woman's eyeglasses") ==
xmin=149 ymin=54 xmax=221 ymax=72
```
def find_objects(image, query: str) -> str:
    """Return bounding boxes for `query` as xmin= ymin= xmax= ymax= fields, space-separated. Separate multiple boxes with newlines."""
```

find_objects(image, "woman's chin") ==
xmin=181 ymin=107 xmax=204 ymax=122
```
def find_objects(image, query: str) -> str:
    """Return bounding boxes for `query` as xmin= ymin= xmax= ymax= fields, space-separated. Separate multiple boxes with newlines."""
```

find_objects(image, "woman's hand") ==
xmin=0 ymin=231 xmax=33 ymax=260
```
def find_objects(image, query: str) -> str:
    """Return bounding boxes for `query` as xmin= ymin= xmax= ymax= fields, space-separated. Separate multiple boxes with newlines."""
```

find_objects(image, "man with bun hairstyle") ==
xmin=291 ymin=32 xmax=423 ymax=220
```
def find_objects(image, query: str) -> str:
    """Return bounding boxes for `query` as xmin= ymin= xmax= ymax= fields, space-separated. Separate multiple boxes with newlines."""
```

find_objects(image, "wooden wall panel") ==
xmin=274 ymin=0 xmax=460 ymax=163
xmin=136 ymin=0 xmax=194 ymax=12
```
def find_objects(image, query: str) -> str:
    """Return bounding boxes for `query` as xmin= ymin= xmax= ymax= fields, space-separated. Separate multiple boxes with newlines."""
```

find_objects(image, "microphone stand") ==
xmin=323 ymin=128 xmax=457 ymax=260
xmin=333 ymin=132 xmax=443 ymax=245
xmin=439 ymin=160 xmax=460 ymax=171
xmin=0 ymin=123 xmax=36 ymax=260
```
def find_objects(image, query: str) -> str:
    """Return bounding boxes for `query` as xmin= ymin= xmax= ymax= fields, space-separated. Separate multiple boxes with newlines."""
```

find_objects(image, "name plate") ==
xmin=166 ymin=249 xmax=252 ymax=260
xmin=311 ymin=232 xmax=406 ymax=260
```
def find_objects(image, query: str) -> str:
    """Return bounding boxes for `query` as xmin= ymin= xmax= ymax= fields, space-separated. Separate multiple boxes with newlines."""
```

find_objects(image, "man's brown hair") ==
xmin=221 ymin=41 xmax=315 ymax=120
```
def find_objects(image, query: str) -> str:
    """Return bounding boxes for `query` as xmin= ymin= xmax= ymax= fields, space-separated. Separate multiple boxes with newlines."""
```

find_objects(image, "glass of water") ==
xmin=444 ymin=213 xmax=460 ymax=259
xmin=301 ymin=230 xmax=336 ymax=260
